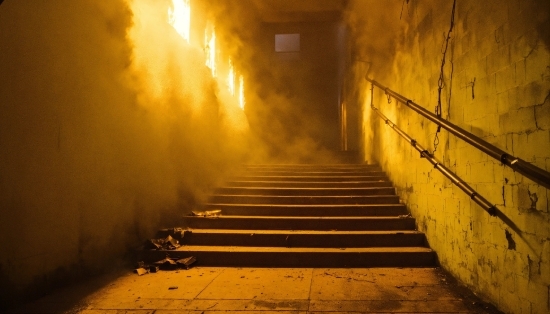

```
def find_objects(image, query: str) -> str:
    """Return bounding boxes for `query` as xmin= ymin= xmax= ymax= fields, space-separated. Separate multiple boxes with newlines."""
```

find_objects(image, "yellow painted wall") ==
xmin=347 ymin=0 xmax=550 ymax=312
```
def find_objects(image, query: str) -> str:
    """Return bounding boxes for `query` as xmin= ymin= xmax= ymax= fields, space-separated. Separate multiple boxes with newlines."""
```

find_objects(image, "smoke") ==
xmin=0 ymin=0 xmax=250 ymax=305
xmin=344 ymin=0 xmax=406 ymax=78
xmin=203 ymin=0 xmax=346 ymax=163
xmin=0 ymin=0 xmax=381 ymax=305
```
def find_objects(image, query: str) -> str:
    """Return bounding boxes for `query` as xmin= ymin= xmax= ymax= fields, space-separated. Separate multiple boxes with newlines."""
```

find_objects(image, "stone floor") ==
xmin=5 ymin=267 xmax=501 ymax=313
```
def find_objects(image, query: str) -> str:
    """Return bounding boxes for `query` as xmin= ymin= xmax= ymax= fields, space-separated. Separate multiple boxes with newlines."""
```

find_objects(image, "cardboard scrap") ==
xmin=134 ymin=256 xmax=197 ymax=275
xmin=144 ymin=235 xmax=180 ymax=250
xmin=157 ymin=227 xmax=186 ymax=240
xmin=176 ymin=256 xmax=197 ymax=269
xmin=192 ymin=209 xmax=221 ymax=217
xmin=154 ymin=258 xmax=178 ymax=270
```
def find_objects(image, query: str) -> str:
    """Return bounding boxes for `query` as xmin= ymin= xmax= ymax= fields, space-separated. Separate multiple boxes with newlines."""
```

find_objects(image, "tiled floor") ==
xmin=6 ymin=267 xmax=501 ymax=313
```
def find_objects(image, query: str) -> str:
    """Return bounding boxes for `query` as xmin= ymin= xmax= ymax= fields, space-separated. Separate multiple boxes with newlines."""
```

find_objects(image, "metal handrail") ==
xmin=369 ymin=86 xmax=497 ymax=215
xmin=366 ymin=78 xmax=550 ymax=189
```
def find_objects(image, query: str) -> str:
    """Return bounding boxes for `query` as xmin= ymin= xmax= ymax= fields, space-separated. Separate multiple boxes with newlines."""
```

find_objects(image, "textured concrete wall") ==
xmin=0 ymin=0 xmax=248 ymax=309
xmin=347 ymin=0 xmax=550 ymax=312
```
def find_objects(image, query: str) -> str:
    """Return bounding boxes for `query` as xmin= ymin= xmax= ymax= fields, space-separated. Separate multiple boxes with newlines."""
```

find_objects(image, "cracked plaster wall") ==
xmin=348 ymin=0 xmax=550 ymax=313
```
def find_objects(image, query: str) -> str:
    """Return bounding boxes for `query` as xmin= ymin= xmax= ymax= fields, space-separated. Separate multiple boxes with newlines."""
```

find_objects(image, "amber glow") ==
xmin=228 ymin=59 xmax=235 ymax=95
xmin=168 ymin=0 xmax=191 ymax=43
xmin=239 ymin=75 xmax=245 ymax=109
xmin=205 ymin=26 xmax=217 ymax=77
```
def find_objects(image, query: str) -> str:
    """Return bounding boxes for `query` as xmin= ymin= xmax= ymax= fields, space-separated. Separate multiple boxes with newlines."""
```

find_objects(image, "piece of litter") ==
xmin=144 ymin=235 xmax=180 ymax=250
xmin=168 ymin=286 xmax=178 ymax=290
xmin=398 ymin=214 xmax=412 ymax=218
xmin=192 ymin=209 xmax=222 ymax=217
xmin=157 ymin=227 xmax=185 ymax=240
xmin=149 ymin=265 xmax=159 ymax=273
xmin=134 ymin=268 xmax=148 ymax=276
xmin=154 ymin=258 xmax=178 ymax=270
xmin=164 ymin=235 xmax=180 ymax=249
xmin=176 ymin=256 xmax=197 ymax=269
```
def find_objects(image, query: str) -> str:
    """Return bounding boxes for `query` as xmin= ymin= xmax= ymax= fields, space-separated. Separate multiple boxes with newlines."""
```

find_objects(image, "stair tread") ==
xmin=218 ymin=187 xmax=393 ymax=191
xmin=160 ymin=246 xmax=433 ymax=253
xmin=205 ymin=203 xmax=405 ymax=208
xmin=237 ymin=175 xmax=386 ymax=178
xmin=226 ymin=180 xmax=391 ymax=188
xmin=211 ymin=194 xmax=398 ymax=198
xmin=187 ymin=215 xmax=410 ymax=219
xmin=243 ymin=164 xmax=379 ymax=167
xmin=185 ymin=229 xmax=421 ymax=235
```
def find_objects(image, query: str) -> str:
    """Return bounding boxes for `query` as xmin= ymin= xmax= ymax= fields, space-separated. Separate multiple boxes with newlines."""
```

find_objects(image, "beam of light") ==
xmin=228 ymin=59 xmax=235 ymax=95
xmin=167 ymin=0 xmax=191 ymax=43
xmin=239 ymin=75 xmax=245 ymax=110
xmin=205 ymin=26 xmax=216 ymax=77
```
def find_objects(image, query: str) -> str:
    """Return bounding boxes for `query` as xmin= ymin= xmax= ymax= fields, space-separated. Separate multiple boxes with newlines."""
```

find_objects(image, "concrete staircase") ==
xmin=145 ymin=164 xmax=437 ymax=267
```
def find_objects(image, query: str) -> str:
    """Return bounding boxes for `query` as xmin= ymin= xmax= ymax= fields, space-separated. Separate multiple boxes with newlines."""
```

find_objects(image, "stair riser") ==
xmin=208 ymin=195 xmax=400 ymax=205
xmin=241 ymin=171 xmax=387 ymax=177
xmin=143 ymin=251 xmax=436 ymax=267
xmin=243 ymin=165 xmax=380 ymax=171
xmin=203 ymin=205 xmax=408 ymax=216
xmin=233 ymin=176 xmax=388 ymax=182
xmin=214 ymin=187 xmax=395 ymax=196
xmin=225 ymin=181 xmax=393 ymax=188
xmin=184 ymin=217 xmax=416 ymax=231
xmin=182 ymin=233 xmax=427 ymax=248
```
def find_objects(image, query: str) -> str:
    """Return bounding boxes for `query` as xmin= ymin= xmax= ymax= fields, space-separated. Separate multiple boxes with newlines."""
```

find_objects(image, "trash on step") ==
xmin=134 ymin=268 xmax=148 ymax=276
xmin=144 ymin=238 xmax=164 ymax=250
xmin=398 ymin=214 xmax=412 ymax=218
xmin=144 ymin=235 xmax=180 ymax=250
xmin=192 ymin=209 xmax=222 ymax=217
xmin=176 ymin=256 xmax=197 ymax=269
xmin=157 ymin=227 xmax=185 ymax=240
xmin=164 ymin=235 xmax=181 ymax=249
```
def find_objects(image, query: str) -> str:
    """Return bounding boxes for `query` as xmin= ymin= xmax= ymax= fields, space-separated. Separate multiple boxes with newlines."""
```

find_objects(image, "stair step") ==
xmin=208 ymin=195 xmax=400 ymax=205
xmin=182 ymin=229 xmax=427 ymax=247
xmin=241 ymin=171 xmax=387 ymax=177
xmin=225 ymin=181 xmax=393 ymax=188
xmin=232 ymin=175 xmax=388 ymax=182
xmin=203 ymin=204 xmax=408 ymax=216
xmin=143 ymin=246 xmax=436 ymax=267
xmin=243 ymin=164 xmax=380 ymax=171
xmin=183 ymin=216 xmax=416 ymax=231
xmin=142 ymin=163 xmax=436 ymax=268
xmin=214 ymin=187 xmax=396 ymax=196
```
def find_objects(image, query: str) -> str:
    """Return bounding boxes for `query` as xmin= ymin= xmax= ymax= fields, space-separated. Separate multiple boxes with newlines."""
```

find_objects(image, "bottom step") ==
xmin=143 ymin=247 xmax=436 ymax=268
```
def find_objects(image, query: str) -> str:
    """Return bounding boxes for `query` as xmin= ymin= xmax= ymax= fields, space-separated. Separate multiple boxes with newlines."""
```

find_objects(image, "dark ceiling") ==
xmin=252 ymin=0 xmax=349 ymax=22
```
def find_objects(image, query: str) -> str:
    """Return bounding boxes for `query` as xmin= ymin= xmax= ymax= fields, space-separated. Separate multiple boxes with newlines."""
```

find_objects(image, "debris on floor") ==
xmin=398 ymin=213 xmax=412 ymax=218
xmin=134 ymin=256 xmax=197 ymax=276
xmin=149 ymin=265 xmax=159 ymax=273
xmin=176 ymin=256 xmax=197 ymax=269
xmin=154 ymin=258 xmax=179 ymax=270
xmin=191 ymin=209 xmax=221 ymax=217
xmin=144 ymin=235 xmax=180 ymax=250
